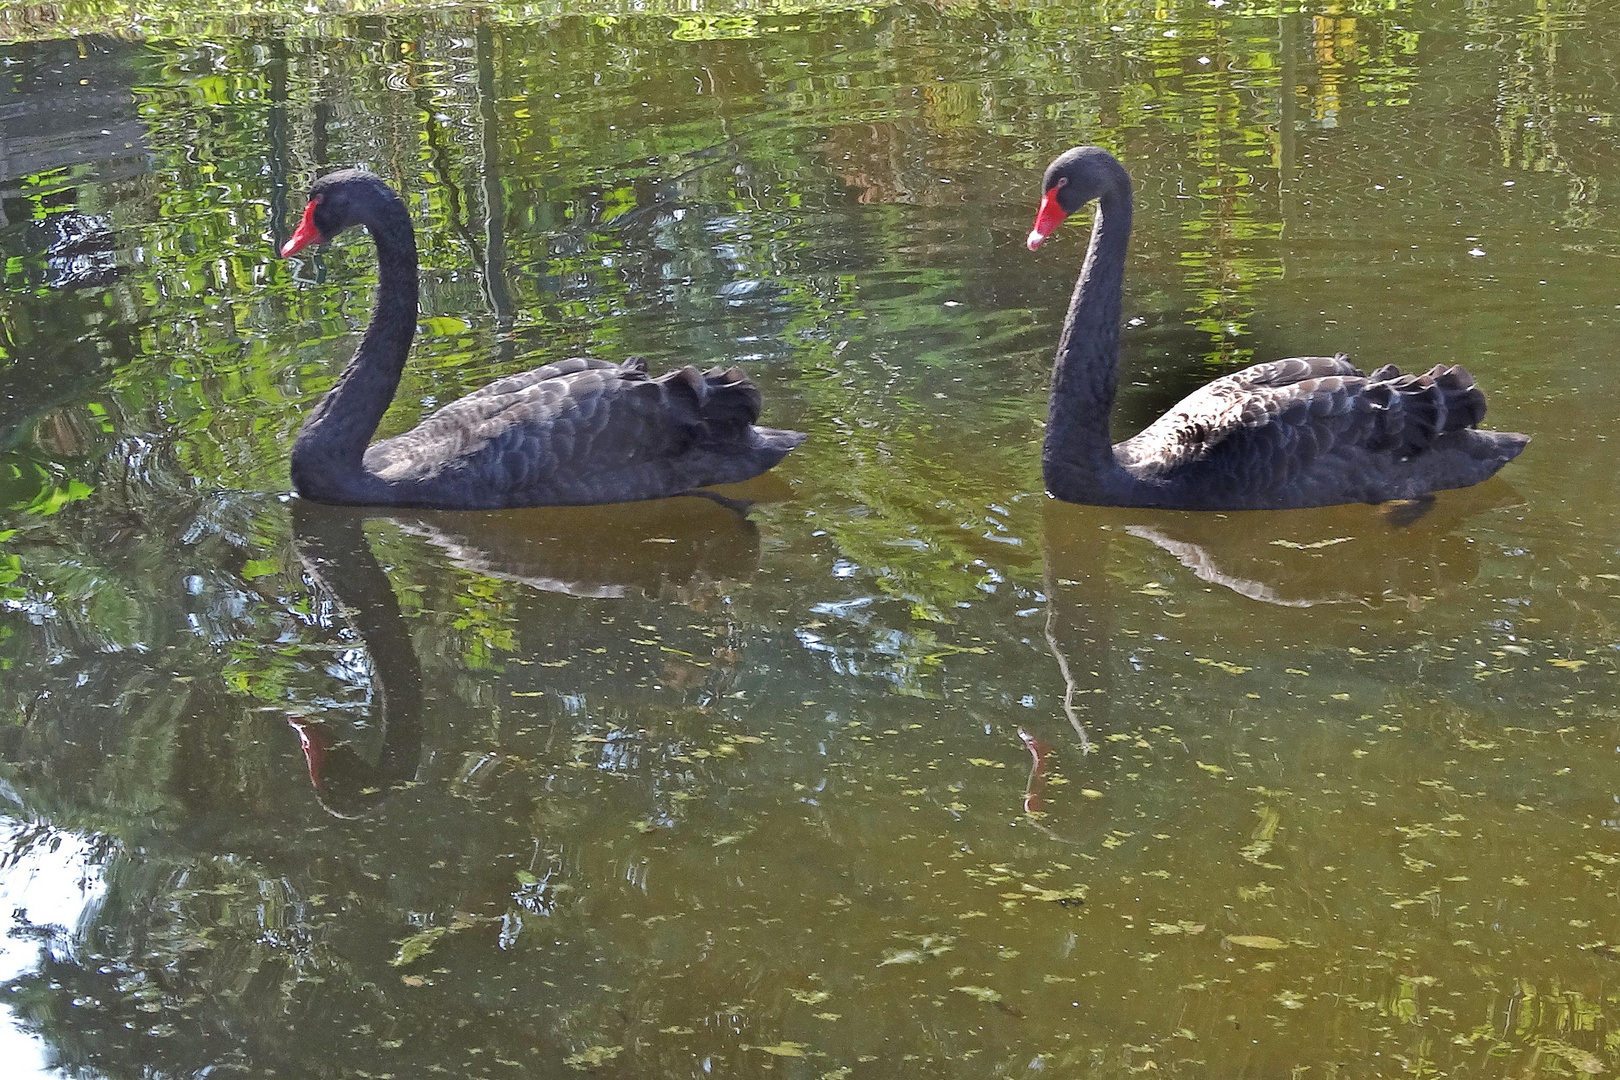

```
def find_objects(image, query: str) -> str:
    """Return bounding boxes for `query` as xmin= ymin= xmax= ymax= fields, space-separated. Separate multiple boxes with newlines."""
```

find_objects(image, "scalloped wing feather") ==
xmin=361 ymin=359 xmax=787 ymax=506
xmin=1116 ymin=357 xmax=1503 ymax=503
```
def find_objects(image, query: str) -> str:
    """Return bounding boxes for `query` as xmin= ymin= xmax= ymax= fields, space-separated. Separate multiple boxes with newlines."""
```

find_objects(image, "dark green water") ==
xmin=0 ymin=1 xmax=1617 ymax=1076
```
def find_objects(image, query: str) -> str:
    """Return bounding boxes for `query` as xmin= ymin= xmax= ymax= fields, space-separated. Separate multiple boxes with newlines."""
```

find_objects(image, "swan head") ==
xmin=281 ymin=170 xmax=407 ymax=257
xmin=1027 ymin=146 xmax=1131 ymax=251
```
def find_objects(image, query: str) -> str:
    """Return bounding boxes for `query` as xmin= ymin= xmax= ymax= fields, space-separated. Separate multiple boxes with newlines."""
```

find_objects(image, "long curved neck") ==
xmin=291 ymin=205 xmax=418 ymax=500
xmin=1042 ymin=182 xmax=1132 ymax=501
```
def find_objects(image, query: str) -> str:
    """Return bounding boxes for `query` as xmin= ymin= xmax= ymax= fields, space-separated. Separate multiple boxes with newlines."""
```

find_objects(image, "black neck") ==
xmin=291 ymin=204 xmax=418 ymax=499
xmin=1042 ymin=183 xmax=1132 ymax=498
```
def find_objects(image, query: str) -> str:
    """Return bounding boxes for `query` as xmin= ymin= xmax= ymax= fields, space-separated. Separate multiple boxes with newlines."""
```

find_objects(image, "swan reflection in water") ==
xmin=384 ymin=488 xmax=763 ymax=602
xmin=1024 ymin=482 xmax=1521 ymax=823
xmin=289 ymin=502 xmax=424 ymax=819
xmin=286 ymin=491 xmax=764 ymax=816
xmin=1113 ymin=482 xmax=1520 ymax=610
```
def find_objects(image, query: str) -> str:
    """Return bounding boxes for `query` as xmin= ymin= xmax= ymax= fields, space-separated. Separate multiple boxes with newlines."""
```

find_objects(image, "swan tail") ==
xmin=1424 ymin=364 xmax=1489 ymax=431
xmin=1419 ymin=427 xmax=1530 ymax=491
xmin=751 ymin=426 xmax=808 ymax=457
xmin=1469 ymin=428 xmax=1530 ymax=467
xmin=1364 ymin=363 xmax=1491 ymax=456
xmin=711 ymin=371 xmax=807 ymax=464
xmin=648 ymin=365 xmax=799 ymax=451
xmin=695 ymin=365 xmax=766 ymax=441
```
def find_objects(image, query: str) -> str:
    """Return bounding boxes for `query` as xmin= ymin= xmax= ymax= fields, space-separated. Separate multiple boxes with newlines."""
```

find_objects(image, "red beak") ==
xmin=280 ymin=200 xmax=323 ymax=257
xmin=1027 ymin=186 xmax=1068 ymax=251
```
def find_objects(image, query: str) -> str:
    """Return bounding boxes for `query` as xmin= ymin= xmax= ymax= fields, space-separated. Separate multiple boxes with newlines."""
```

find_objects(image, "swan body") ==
xmin=280 ymin=170 xmax=804 ymax=509
xmin=1026 ymin=147 xmax=1527 ymax=511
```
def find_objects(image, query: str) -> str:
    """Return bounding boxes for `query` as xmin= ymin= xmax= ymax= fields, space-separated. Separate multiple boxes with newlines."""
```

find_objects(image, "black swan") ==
xmin=1025 ymin=146 xmax=1527 ymax=510
xmin=279 ymin=170 xmax=804 ymax=509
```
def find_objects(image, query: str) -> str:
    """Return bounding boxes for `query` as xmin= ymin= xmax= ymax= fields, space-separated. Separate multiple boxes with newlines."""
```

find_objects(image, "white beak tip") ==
xmin=1026 ymin=230 xmax=1046 ymax=251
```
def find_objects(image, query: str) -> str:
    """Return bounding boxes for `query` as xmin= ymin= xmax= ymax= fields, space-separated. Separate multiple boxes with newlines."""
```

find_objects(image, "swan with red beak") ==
xmin=272 ymin=169 xmax=804 ymax=510
xmin=1020 ymin=144 xmax=1526 ymax=510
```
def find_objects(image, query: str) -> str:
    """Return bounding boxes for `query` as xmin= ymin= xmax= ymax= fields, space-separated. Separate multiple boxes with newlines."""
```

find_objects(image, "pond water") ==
xmin=0 ymin=1 xmax=1617 ymax=1076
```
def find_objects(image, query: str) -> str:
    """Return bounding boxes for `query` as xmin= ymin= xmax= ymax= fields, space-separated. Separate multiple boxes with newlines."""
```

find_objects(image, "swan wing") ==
xmin=1117 ymin=360 xmax=1490 ymax=497
xmin=1202 ymin=353 xmax=1363 ymax=391
xmin=1115 ymin=355 xmax=1362 ymax=472
xmin=364 ymin=359 xmax=767 ymax=502
xmin=449 ymin=356 xmax=639 ymax=404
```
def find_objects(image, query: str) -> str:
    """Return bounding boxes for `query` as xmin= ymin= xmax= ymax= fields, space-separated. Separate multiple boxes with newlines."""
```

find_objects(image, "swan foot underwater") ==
xmin=1025 ymin=146 xmax=1527 ymax=512
xmin=279 ymin=170 xmax=804 ymax=510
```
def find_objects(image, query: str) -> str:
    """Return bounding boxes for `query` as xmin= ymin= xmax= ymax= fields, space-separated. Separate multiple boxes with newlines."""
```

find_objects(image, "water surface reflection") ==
xmin=0 ymin=1 xmax=1615 ymax=1076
